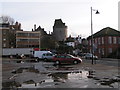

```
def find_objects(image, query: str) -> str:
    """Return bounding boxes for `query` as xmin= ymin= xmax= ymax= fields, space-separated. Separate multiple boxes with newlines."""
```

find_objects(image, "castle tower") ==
xmin=53 ymin=19 xmax=67 ymax=41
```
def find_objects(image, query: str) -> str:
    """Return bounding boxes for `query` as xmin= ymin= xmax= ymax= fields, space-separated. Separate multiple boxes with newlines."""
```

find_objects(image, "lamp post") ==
xmin=91 ymin=7 xmax=99 ymax=64
xmin=39 ymin=31 xmax=41 ymax=50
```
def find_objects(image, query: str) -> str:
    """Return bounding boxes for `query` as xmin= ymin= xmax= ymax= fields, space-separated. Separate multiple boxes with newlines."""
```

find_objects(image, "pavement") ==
xmin=1 ymin=57 xmax=120 ymax=89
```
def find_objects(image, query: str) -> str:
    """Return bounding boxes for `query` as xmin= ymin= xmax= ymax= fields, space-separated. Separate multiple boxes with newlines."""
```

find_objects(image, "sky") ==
xmin=1 ymin=0 xmax=119 ymax=38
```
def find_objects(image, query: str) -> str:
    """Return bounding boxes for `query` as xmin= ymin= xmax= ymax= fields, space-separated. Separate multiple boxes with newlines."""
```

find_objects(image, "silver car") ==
xmin=42 ymin=53 xmax=55 ymax=61
xmin=85 ymin=53 xmax=98 ymax=60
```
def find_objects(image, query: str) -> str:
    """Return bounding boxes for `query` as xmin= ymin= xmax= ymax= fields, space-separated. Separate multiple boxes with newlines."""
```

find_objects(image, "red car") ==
xmin=52 ymin=54 xmax=82 ymax=65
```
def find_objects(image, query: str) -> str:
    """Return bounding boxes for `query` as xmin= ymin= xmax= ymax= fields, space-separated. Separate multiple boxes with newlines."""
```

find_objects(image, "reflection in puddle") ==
xmin=20 ymin=70 xmax=95 ymax=88
xmin=21 ymin=71 xmax=120 ymax=88
xmin=23 ymin=80 xmax=35 ymax=84
xmin=50 ymin=72 xmax=68 ymax=83
xmin=55 ymin=66 xmax=75 ymax=70
xmin=68 ymin=71 xmax=88 ymax=80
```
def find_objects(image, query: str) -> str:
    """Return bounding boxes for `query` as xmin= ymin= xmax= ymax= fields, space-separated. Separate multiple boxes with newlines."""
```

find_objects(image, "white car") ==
xmin=85 ymin=53 xmax=98 ymax=60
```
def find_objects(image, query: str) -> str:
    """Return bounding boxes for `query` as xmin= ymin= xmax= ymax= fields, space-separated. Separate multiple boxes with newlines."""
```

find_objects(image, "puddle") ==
xmin=2 ymin=81 xmax=21 ymax=88
xmin=99 ymin=77 xmax=120 ymax=87
xmin=11 ymin=67 xmax=39 ymax=74
xmin=23 ymin=80 xmax=35 ymax=84
xmin=19 ymin=70 xmax=95 ymax=88
xmin=5 ymin=69 xmax=120 ymax=88
xmin=54 ymin=66 xmax=75 ymax=70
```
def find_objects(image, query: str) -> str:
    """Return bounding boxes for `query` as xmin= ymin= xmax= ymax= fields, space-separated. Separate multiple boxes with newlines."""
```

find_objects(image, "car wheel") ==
xmin=55 ymin=61 xmax=60 ymax=65
xmin=73 ymin=60 xmax=78 ymax=64
xmin=44 ymin=58 xmax=47 ymax=62
xmin=85 ymin=57 xmax=88 ymax=59
xmin=36 ymin=58 xmax=39 ymax=62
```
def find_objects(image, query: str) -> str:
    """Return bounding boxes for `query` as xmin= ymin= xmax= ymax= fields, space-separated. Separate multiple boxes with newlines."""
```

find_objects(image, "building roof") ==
xmin=87 ymin=27 xmax=120 ymax=39
xmin=0 ymin=23 xmax=10 ymax=27
xmin=65 ymin=35 xmax=75 ymax=42
xmin=53 ymin=19 xmax=67 ymax=28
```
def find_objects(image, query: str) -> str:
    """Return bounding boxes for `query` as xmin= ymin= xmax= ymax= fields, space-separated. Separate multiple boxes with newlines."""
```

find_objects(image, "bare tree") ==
xmin=0 ymin=15 xmax=15 ymax=25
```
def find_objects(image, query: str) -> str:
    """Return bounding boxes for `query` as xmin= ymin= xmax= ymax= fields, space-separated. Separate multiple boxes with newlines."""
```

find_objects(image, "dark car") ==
xmin=52 ymin=54 xmax=82 ymax=65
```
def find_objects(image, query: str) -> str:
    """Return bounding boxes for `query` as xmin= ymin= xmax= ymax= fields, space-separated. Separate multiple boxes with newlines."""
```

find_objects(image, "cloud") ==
xmin=1 ymin=0 xmax=119 ymax=38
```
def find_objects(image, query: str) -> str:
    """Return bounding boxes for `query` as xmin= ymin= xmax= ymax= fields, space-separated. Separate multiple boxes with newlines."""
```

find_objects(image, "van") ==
xmin=33 ymin=51 xmax=52 ymax=59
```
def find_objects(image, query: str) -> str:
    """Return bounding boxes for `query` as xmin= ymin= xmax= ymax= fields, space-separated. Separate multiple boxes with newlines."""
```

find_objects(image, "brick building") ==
xmin=0 ymin=22 xmax=22 ymax=48
xmin=16 ymin=25 xmax=47 ymax=48
xmin=16 ymin=31 xmax=40 ymax=48
xmin=87 ymin=27 xmax=120 ymax=58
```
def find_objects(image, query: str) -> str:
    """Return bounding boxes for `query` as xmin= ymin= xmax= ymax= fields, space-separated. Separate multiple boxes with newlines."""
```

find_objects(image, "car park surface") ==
xmin=2 ymin=57 xmax=119 ymax=89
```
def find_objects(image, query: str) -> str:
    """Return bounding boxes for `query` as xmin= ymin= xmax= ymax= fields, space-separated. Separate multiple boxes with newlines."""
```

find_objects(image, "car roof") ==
xmin=55 ymin=54 xmax=72 ymax=56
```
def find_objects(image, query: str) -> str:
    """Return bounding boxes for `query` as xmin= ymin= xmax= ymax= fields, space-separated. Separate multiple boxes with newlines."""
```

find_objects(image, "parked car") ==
xmin=42 ymin=53 xmax=55 ymax=61
xmin=52 ymin=54 xmax=82 ymax=65
xmin=16 ymin=54 xmax=25 ymax=59
xmin=78 ymin=53 xmax=86 ymax=58
xmin=33 ymin=51 xmax=52 ymax=59
xmin=85 ymin=53 xmax=98 ymax=60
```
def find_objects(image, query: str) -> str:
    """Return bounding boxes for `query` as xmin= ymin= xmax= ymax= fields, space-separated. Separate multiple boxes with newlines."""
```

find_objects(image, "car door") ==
xmin=50 ymin=53 xmax=54 ymax=59
xmin=59 ymin=55 xmax=66 ymax=62
xmin=46 ymin=53 xmax=52 ymax=59
xmin=65 ymin=55 xmax=73 ymax=63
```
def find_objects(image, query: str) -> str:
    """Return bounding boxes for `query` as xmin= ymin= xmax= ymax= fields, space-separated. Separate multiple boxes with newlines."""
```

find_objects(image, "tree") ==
xmin=0 ymin=15 xmax=15 ymax=25
xmin=40 ymin=35 xmax=58 ymax=50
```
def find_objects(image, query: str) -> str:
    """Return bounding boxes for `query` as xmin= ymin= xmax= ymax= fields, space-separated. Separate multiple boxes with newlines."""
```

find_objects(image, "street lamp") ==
xmin=39 ymin=31 xmax=41 ymax=50
xmin=91 ymin=7 xmax=99 ymax=64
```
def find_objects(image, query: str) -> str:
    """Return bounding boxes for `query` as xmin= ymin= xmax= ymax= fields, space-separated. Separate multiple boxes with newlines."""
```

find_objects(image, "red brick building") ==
xmin=0 ymin=22 xmax=22 ymax=48
xmin=87 ymin=27 xmax=120 ymax=58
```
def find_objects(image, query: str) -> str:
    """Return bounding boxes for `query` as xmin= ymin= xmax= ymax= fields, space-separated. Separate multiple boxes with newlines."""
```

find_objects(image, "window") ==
xmin=60 ymin=56 xmax=65 ymax=58
xmin=66 ymin=56 xmax=72 ymax=58
xmin=113 ymin=37 xmax=116 ymax=44
xmin=108 ymin=36 xmax=112 ymax=44
xmin=95 ymin=38 xmax=97 ymax=44
xmin=3 ymin=43 xmax=6 ymax=47
xmin=98 ymin=38 xmax=101 ymax=45
xmin=102 ymin=48 xmax=104 ymax=55
xmin=3 ymin=32 xmax=6 ymax=35
xmin=119 ymin=37 xmax=120 ymax=44
xmin=102 ymin=37 xmax=104 ymax=44
xmin=108 ymin=48 xmax=112 ymax=53
xmin=98 ymin=48 xmax=101 ymax=54
xmin=90 ymin=49 xmax=91 ymax=53
xmin=89 ymin=40 xmax=91 ymax=45
xmin=46 ymin=53 xmax=52 ymax=56
xmin=3 ymin=38 xmax=6 ymax=41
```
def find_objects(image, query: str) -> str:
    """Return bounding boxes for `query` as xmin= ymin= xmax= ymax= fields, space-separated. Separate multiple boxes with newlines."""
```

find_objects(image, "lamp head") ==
xmin=95 ymin=10 xmax=100 ymax=14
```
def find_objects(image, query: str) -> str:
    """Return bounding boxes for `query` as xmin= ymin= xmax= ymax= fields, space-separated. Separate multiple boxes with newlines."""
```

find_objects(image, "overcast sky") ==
xmin=1 ymin=0 xmax=119 ymax=38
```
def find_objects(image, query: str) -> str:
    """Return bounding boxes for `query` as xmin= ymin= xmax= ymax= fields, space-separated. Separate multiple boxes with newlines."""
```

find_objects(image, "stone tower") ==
xmin=53 ymin=19 xmax=67 ymax=41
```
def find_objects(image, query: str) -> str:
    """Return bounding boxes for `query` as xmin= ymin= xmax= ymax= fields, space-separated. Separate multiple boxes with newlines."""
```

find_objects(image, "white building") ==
xmin=66 ymin=42 xmax=75 ymax=48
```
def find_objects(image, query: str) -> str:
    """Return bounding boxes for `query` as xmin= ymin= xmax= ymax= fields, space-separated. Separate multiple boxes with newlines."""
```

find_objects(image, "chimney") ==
xmin=49 ymin=31 xmax=51 ymax=34
xmin=18 ymin=23 xmax=21 ymax=30
xmin=34 ymin=24 xmax=36 ymax=31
